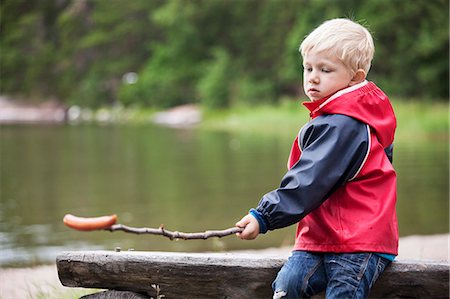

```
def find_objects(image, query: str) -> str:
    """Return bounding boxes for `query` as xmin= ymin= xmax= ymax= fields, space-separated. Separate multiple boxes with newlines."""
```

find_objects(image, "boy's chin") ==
xmin=306 ymin=93 xmax=323 ymax=102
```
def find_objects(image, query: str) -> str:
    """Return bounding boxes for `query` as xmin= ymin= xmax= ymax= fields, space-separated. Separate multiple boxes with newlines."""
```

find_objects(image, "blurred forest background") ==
xmin=1 ymin=0 xmax=448 ymax=109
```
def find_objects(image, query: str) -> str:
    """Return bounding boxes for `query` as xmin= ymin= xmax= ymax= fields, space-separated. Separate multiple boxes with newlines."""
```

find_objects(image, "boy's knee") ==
xmin=272 ymin=271 xmax=305 ymax=298
xmin=273 ymin=289 xmax=288 ymax=299
xmin=272 ymin=267 xmax=304 ymax=297
xmin=273 ymin=251 xmax=326 ymax=298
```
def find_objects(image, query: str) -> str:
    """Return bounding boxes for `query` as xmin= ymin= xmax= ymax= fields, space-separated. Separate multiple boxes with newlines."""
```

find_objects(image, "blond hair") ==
xmin=299 ymin=18 xmax=374 ymax=74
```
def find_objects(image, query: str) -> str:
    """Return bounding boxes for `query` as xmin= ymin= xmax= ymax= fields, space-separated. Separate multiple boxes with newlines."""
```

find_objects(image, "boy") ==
xmin=235 ymin=18 xmax=398 ymax=299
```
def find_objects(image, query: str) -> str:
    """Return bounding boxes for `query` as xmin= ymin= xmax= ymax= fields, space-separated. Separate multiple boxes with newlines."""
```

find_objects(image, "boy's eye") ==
xmin=322 ymin=68 xmax=331 ymax=73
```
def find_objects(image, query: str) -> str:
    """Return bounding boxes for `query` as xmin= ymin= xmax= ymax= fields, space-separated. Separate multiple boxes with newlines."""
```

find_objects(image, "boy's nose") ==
xmin=308 ymin=75 xmax=319 ymax=84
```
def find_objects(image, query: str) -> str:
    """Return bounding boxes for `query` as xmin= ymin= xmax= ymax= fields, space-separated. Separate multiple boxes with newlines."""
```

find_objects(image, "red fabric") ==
xmin=288 ymin=81 xmax=398 ymax=255
xmin=286 ymin=135 xmax=301 ymax=170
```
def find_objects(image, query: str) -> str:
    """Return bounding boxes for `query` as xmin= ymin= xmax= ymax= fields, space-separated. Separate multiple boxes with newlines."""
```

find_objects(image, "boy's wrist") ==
xmin=249 ymin=208 xmax=268 ymax=234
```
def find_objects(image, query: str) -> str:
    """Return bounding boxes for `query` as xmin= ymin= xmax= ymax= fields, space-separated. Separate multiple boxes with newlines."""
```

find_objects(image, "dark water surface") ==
xmin=1 ymin=124 xmax=448 ymax=266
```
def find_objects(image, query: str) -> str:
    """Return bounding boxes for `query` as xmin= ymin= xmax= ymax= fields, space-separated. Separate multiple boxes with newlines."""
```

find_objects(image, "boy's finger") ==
xmin=238 ymin=227 xmax=253 ymax=240
xmin=235 ymin=221 xmax=244 ymax=237
xmin=235 ymin=217 xmax=249 ymax=228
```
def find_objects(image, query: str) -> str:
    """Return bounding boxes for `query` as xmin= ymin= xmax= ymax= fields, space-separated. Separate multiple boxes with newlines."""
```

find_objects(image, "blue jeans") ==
xmin=272 ymin=251 xmax=390 ymax=299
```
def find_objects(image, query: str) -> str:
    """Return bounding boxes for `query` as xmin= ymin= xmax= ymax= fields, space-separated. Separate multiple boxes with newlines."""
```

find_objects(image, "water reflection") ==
xmin=0 ymin=124 xmax=448 ymax=266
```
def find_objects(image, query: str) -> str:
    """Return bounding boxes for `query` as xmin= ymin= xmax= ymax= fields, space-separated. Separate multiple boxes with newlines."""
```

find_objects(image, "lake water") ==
xmin=1 ymin=124 xmax=448 ymax=266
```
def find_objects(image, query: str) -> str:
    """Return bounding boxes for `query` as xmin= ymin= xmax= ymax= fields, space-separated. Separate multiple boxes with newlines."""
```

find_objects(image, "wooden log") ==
xmin=57 ymin=250 xmax=449 ymax=299
xmin=80 ymin=290 xmax=149 ymax=299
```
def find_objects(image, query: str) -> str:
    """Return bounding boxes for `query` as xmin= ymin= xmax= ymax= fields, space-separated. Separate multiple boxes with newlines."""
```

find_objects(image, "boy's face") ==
xmin=302 ymin=50 xmax=354 ymax=101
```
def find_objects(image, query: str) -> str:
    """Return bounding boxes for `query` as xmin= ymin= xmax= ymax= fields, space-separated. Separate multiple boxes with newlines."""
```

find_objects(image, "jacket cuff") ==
xmin=249 ymin=208 xmax=268 ymax=234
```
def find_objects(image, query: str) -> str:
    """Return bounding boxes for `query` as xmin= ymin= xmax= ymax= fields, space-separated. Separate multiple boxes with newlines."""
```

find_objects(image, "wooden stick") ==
xmin=105 ymin=224 xmax=244 ymax=240
xmin=63 ymin=214 xmax=244 ymax=240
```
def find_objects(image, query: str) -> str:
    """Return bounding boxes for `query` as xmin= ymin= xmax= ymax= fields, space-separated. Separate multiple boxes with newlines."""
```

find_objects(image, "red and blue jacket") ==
xmin=251 ymin=81 xmax=398 ymax=256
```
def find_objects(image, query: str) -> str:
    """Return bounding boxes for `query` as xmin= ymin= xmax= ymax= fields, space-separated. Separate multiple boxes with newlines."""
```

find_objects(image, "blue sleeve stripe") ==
xmin=249 ymin=209 xmax=268 ymax=234
xmin=376 ymin=253 xmax=396 ymax=261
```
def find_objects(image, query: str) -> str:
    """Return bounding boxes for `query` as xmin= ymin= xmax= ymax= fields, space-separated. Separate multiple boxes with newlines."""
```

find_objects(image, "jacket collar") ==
xmin=302 ymin=81 xmax=369 ymax=117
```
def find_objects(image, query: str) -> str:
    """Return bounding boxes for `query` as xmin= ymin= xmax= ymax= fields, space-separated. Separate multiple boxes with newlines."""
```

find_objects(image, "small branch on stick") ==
xmin=105 ymin=224 xmax=244 ymax=240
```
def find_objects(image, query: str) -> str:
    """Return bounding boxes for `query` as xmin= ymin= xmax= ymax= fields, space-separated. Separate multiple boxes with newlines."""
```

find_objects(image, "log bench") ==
xmin=56 ymin=250 xmax=449 ymax=299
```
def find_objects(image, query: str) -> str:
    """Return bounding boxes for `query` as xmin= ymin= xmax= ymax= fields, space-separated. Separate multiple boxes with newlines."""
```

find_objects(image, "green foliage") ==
xmin=55 ymin=0 xmax=164 ymax=107
xmin=197 ymin=48 xmax=232 ymax=108
xmin=233 ymin=76 xmax=277 ymax=106
xmin=1 ymin=0 xmax=448 ymax=107
xmin=360 ymin=0 xmax=449 ymax=98
xmin=1 ymin=0 xmax=65 ymax=99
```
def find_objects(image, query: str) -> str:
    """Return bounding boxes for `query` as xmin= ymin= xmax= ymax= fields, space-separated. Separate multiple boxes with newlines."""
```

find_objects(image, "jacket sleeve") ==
xmin=254 ymin=114 xmax=370 ymax=232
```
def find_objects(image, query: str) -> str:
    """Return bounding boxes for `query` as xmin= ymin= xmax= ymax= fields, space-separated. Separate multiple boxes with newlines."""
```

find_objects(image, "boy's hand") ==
xmin=235 ymin=214 xmax=260 ymax=240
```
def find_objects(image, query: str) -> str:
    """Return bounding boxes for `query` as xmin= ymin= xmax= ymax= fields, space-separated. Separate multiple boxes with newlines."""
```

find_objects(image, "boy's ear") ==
xmin=349 ymin=69 xmax=366 ymax=86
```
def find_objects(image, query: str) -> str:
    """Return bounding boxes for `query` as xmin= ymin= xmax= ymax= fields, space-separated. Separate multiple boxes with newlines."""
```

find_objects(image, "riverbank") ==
xmin=1 ymin=233 xmax=448 ymax=299
xmin=1 ymin=97 xmax=448 ymax=144
xmin=199 ymin=99 xmax=449 ymax=143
